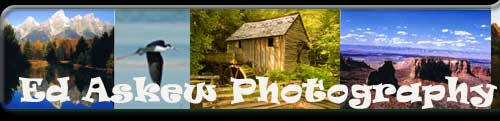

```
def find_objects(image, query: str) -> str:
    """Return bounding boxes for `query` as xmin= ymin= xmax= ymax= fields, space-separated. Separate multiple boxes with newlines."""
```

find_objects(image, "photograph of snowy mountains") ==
xmin=2 ymin=9 xmax=115 ymax=109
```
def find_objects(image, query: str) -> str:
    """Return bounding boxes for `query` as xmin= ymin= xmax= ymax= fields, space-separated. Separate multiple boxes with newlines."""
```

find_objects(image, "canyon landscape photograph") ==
xmin=340 ymin=10 xmax=492 ymax=109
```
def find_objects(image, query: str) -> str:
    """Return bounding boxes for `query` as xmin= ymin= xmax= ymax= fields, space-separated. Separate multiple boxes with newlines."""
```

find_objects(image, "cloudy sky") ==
xmin=341 ymin=10 xmax=491 ymax=53
xmin=493 ymin=6 xmax=500 ymax=24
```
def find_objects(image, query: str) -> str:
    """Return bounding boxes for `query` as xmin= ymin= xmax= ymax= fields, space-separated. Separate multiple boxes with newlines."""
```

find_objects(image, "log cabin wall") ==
xmin=227 ymin=36 xmax=285 ymax=74
xmin=284 ymin=16 xmax=310 ymax=70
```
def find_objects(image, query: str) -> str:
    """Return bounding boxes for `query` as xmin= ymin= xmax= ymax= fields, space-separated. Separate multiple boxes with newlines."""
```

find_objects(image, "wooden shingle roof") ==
xmin=226 ymin=14 xmax=299 ymax=41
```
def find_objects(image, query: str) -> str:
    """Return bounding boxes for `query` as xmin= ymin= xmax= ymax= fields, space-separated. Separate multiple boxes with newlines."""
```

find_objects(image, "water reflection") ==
xmin=8 ymin=63 xmax=114 ymax=109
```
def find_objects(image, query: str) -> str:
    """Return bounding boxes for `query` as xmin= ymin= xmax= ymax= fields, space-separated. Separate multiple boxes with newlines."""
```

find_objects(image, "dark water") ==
xmin=4 ymin=63 xmax=114 ymax=109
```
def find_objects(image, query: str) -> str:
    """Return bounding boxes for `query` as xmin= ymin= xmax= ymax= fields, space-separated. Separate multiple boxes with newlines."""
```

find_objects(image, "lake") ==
xmin=4 ymin=63 xmax=114 ymax=109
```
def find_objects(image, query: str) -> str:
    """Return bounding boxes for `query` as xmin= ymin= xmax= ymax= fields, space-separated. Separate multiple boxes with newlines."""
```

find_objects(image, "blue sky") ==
xmin=5 ymin=9 xmax=114 ymax=26
xmin=341 ymin=10 xmax=491 ymax=53
xmin=115 ymin=9 xmax=189 ymax=23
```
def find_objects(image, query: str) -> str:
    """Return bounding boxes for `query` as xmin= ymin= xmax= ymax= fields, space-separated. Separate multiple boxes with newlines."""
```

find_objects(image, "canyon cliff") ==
xmin=341 ymin=56 xmax=492 ymax=109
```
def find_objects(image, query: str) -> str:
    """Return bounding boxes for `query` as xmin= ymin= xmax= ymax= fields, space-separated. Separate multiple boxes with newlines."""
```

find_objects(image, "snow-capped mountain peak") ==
xmin=13 ymin=9 xmax=113 ymax=42
xmin=51 ymin=10 xmax=69 ymax=21
xmin=71 ymin=15 xmax=83 ymax=21
xmin=23 ymin=16 xmax=40 ymax=26
xmin=15 ymin=16 xmax=41 ymax=39
xmin=44 ymin=9 xmax=71 ymax=36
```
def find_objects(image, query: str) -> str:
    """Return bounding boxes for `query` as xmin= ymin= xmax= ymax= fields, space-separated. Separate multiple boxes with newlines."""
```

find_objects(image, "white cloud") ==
xmin=481 ymin=24 xmax=487 ymax=28
xmin=377 ymin=34 xmax=386 ymax=37
xmin=454 ymin=30 xmax=472 ymax=36
xmin=403 ymin=26 xmax=408 ymax=29
xmin=340 ymin=33 xmax=360 ymax=39
xmin=397 ymin=31 xmax=408 ymax=35
xmin=411 ymin=34 xmax=417 ymax=37
xmin=391 ymin=37 xmax=410 ymax=44
xmin=417 ymin=40 xmax=460 ymax=47
xmin=417 ymin=40 xmax=432 ymax=44
xmin=433 ymin=38 xmax=444 ymax=41
xmin=480 ymin=34 xmax=484 ymax=37
xmin=464 ymin=39 xmax=479 ymax=43
xmin=363 ymin=31 xmax=376 ymax=35
xmin=356 ymin=28 xmax=363 ymax=31
xmin=396 ymin=26 xmax=402 ymax=29
xmin=356 ymin=38 xmax=368 ymax=42
xmin=455 ymin=43 xmax=466 ymax=47
xmin=466 ymin=36 xmax=476 ymax=40
xmin=441 ymin=29 xmax=449 ymax=33
xmin=485 ymin=36 xmax=491 ymax=41
xmin=366 ymin=28 xmax=371 ymax=31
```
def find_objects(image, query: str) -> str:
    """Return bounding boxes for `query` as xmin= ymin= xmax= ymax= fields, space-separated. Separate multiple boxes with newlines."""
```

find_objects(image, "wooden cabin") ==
xmin=226 ymin=13 xmax=310 ymax=74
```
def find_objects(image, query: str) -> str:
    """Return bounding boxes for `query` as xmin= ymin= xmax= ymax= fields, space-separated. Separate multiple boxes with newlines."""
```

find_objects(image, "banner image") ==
xmin=2 ymin=9 xmax=115 ymax=109
xmin=190 ymin=9 xmax=340 ymax=109
xmin=340 ymin=10 xmax=492 ymax=109
xmin=114 ymin=9 xmax=190 ymax=109
xmin=0 ymin=7 xmax=498 ymax=111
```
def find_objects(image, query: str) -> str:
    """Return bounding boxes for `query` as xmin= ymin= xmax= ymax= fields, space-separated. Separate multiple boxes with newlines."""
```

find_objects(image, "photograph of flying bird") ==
xmin=117 ymin=40 xmax=174 ymax=85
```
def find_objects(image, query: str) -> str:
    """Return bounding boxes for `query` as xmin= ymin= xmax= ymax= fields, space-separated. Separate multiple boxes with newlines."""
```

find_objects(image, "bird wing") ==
xmin=116 ymin=52 xmax=137 ymax=60
xmin=146 ymin=52 xmax=164 ymax=85
xmin=147 ymin=40 xmax=166 ymax=47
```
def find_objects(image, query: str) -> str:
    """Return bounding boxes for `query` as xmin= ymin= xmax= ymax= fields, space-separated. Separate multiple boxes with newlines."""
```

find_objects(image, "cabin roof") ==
xmin=226 ymin=14 xmax=300 ymax=41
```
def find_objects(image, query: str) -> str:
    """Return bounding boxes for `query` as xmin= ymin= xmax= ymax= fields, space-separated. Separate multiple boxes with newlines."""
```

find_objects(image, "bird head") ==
xmin=153 ymin=42 xmax=174 ymax=52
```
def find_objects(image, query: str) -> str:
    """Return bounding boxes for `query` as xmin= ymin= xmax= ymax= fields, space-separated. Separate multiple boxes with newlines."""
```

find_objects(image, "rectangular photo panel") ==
xmin=340 ymin=9 xmax=492 ymax=109
xmin=114 ymin=9 xmax=190 ymax=109
xmin=190 ymin=9 xmax=340 ymax=109
xmin=491 ymin=5 xmax=500 ymax=108
xmin=2 ymin=8 xmax=115 ymax=109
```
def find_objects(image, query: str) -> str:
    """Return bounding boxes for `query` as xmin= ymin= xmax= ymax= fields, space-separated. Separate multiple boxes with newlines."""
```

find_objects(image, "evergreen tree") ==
xmin=3 ymin=25 xmax=30 ymax=104
xmin=23 ymin=39 xmax=32 ymax=59
xmin=45 ymin=41 xmax=57 ymax=63
xmin=75 ymin=36 xmax=89 ymax=64
xmin=90 ymin=28 xmax=114 ymax=68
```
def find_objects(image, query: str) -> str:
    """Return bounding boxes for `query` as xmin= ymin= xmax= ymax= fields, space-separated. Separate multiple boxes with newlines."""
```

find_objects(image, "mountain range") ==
xmin=14 ymin=10 xmax=113 ymax=41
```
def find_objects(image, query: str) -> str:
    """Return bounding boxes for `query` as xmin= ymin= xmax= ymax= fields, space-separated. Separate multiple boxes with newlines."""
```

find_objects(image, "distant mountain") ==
xmin=340 ymin=44 xmax=491 ymax=63
xmin=14 ymin=9 xmax=113 ymax=41
xmin=24 ymin=30 xmax=49 ymax=41
xmin=54 ymin=28 xmax=80 ymax=39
